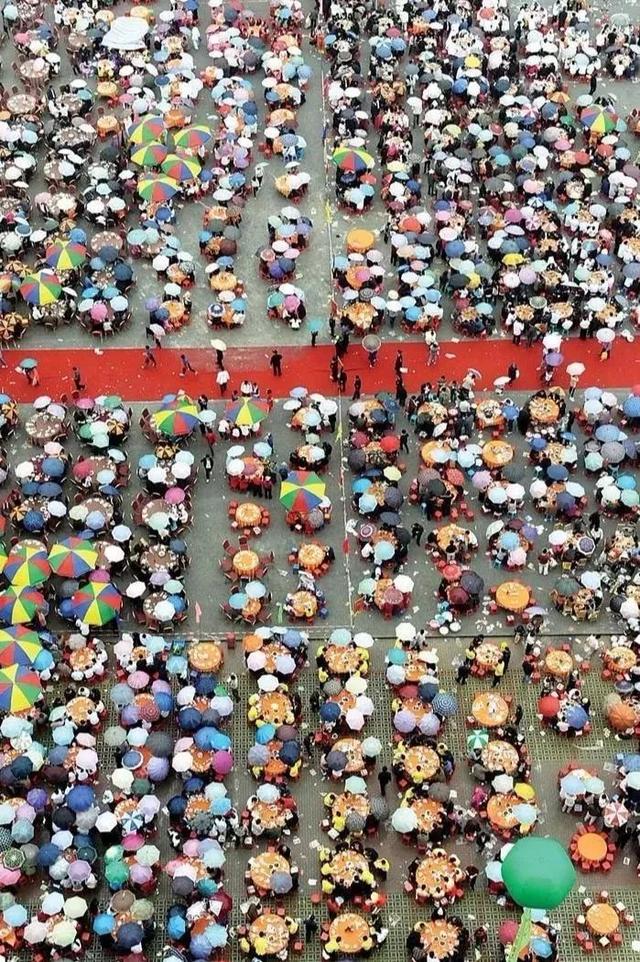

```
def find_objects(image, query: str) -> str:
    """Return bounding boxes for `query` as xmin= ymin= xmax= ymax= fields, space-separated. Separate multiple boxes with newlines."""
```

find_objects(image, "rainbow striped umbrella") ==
xmin=0 ymin=664 xmax=42 ymax=712
xmin=224 ymin=398 xmax=270 ymax=427
xmin=48 ymin=537 xmax=98 ymax=578
xmin=331 ymin=147 xmax=374 ymax=172
xmin=151 ymin=404 xmax=200 ymax=437
xmin=279 ymin=471 xmax=326 ymax=512
xmin=127 ymin=115 xmax=166 ymax=145
xmin=161 ymin=154 xmax=201 ymax=181
xmin=20 ymin=270 xmax=62 ymax=306
xmin=130 ymin=141 xmax=169 ymax=167
xmin=172 ymin=125 xmax=213 ymax=149
xmin=5 ymin=543 xmax=50 ymax=587
xmin=0 ymin=626 xmax=43 ymax=667
xmin=45 ymin=241 xmax=87 ymax=272
xmin=580 ymin=105 xmax=619 ymax=134
xmin=69 ymin=581 xmax=122 ymax=626
xmin=0 ymin=587 xmax=47 ymax=625
xmin=137 ymin=175 xmax=180 ymax=203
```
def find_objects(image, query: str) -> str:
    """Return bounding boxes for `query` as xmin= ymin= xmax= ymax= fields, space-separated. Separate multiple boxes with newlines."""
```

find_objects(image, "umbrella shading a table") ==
xmin=0 ymin=664 xmax=41 ymax=712
xmin=280 ymin=471 xmax=325 ymax=512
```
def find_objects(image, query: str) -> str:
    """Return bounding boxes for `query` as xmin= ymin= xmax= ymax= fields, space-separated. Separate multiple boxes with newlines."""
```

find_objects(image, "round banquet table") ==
xmin=482 ymin=440 xmax=513 ymax=467
xmin=417 ymin=920 xmax=462 ymax=960
xmin=288 ymin=590 xmax=318 ymax=618
xmin=235 ymin=502 xmax=263 ymax=527
xmin=603 ymin=645 xmax=637 ymax=675
xmin=409 ymin=797 xmax=446 ymax=835
xmin=544 ymin=648 xmax=573 ymax=678
xmin=297 ymin=542 xmax=327 ymax=572
xmin=25 ymin=413 xmax=65 ymax=443
xmin=328 ymin=913 xmax=371 ymax=953
xmin=65 ymin=695 xmax=99 ymax=725
xmin=399 ymin=745 xmax=441 ymax=783
xmin=6 ymin=93 xmax=38 ymax=115
xmin=250 ymin=799 xmax=287 ymax=831
xmin=471 ymin=693 xmax=510 ymax=727
xmin=374 ymin=580 xmax=405 ymax=612
xmin=255 ymin=691 xmax=293 ymax=726
xmin=420 ymin=441 xmax=452 ymax=466
xmin=495 ymin=581 xmax=530 ymax=613
xmin=72 ymin=455 xmax=114 ymax=484
xmin=435 ymin=524 xmax=466 ymax=550
xmin=324 ymin=645 xmax=364 ymax=675
xmin=249 ymin=852 xmax=290 ymax=891
xmin=474 ymin=642 xmax=502 ymax=673
xmin=233 ymin=549 xmax=260 ymax=578
xmin=529 ymin=397 xmax=560 ymax=424
xmin=331 ymin=792 xmax=369 ymax=824
xmin=68 ymin=646 xmax=102 ymax=676
xmin=585 ymin=903 xmax=620 ymax=938
xmin=248 ymin=914 xmax=289 ymax=954
xmin=574 ymin=831 xmax=609 ymax=866
xmin=326 ymin=850 xmax=370 ymax=887
xmin=332 ymin=738 xmax=365 ymax=774
xmin=139 ymin=544 xmax=180 ymax=574
xmin=328 ymin=690 xmax=356 ymax=716
xmin=414 ymin=850 xmax=464 ymax=901
xmin=486 ymin=793 xmax=522 ymax=832
xmin=481 ymin=740 xmax=520 ymax=775
xmin=188 ymin=641 xmax=223 ymax=673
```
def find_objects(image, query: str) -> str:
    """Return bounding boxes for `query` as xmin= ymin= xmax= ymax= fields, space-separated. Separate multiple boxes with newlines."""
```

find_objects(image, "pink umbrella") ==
xmin=284 ymin=295 xmax=299 ymax=311
xmin=90 ymin=303 xmax=108 ymax=321
xmin=122 ymin=833 xmax=145 ymax=851
xmin=128 ymin=670 xmax=150 ymax=690
xmin=130 ymin=863 xmax=153 ymax=884
xmin=472 ymin=470 xmax=492 ymax=490
xmin=213 ymin=750 xmax=233 ymax=775
xmin=164 ymin=487 xmax=185 ymax=505
xmin=504 ymin=208 xmax=523 ymax=223
xmin=519 ymin=267 xmax=537 ymax=284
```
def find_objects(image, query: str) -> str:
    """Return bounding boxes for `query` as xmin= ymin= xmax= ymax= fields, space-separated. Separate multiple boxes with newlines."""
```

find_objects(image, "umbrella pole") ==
xmin=507 ymin=908 xmax=532 ymax=962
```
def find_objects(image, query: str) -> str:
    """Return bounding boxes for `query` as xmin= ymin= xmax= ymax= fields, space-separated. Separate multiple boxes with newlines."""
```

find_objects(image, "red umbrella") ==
xmin=442 ymin=564 xmax=462 ymax=582
xmin=380 ymin=435 xmax=399 ymax=453
xmin=538 ymin=695 xmax=559 ymax=718
xmin=445 ymin=468 xmax=465 ymax=487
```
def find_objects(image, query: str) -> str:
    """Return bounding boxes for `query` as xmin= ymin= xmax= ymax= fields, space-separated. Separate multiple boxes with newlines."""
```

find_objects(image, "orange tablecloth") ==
xmin=482 ymin=440 xmax=514 ymax=467
xmin=576 ymin=832 xmax=608 ymax=863
xmin=289 ymin=590 xmax=317 ymax=618
xmin=544 ymin=649 xmax=573 ymax=677
xmin=249 ymin=914 xmax=289 ymax=954
xmin=330 ymin=792 xmax=369 ymax=825
xmin=333 ymin=738 xmax=365 ymax=773
xmin=328 ymin=914 xmax=371 ymax=953
xmin=256 ymin=692 xmax=293 ymax=726
xmin=471 ymin=692 xmax=510 ymax=727
xmin=235 ymin=502 xmax=262 ymax=527
xmin=233 ymin=549 xmax=259 ymax=577
xmin=495 ymin=581 xmax=530 ymax=612
xmin=415 ymin=850 xmax=464 ymax=900
xmin=481 ymin=740 xmax=519 ymax=774
xmin=297 ymin=542 xmax=327 ymax=571
xmin=327 ymin=850 xmax=370 ymax=886
xmin=586 ymin=904 xmax=620 ymax=937
xmin=249 ymin=852 xmax=289 ymax=890
xmin=188 ymin=641 xmax=223 ymax=672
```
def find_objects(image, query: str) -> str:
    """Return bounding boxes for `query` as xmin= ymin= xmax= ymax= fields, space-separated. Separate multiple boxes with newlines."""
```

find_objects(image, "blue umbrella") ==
xmin=319 ymin=701 xmax=341 ymax=722
xmin=617 ymin=475 xmax=636 ymax=490
xmin=529 ymin=436 xmax=546 ymax=451
xmin=499 ymin=531 xmax=519 ymax=550
xmin=66 ymin=784 xmax=95 ymax=812
xmin=565 ymin=704 xmax=589 ymax=729
xmin=623 ymin=396 xmax=640 ymax=417
xmin=432 ymin=692 xmax=458 ymax=717
xmin=547 ymin=464 xmax=568 ymax=481
xmin=595 ymin=424 xmax=620 ymax=442
xmin=255 ymin=723 xmax=276 ymax=745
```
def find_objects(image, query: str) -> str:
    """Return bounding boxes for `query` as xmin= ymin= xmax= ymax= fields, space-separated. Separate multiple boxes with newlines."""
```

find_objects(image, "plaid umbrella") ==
xmin=0 ymin=587 xmax=46 ymax=624
xmin=69 ymin=582 xmax=122 ymax=626
xmin=0 ymin=664 xmax=42 ymax=712
xmin=127 ymin=115 xmax=166 ymax=145
xmin=0 ymin=626 xmax=43 ymax=667
xmin=48 ymin=538 xmax=98 ymax=578
xmin=137 ymin=175 xmax=180 ymax=203
xmin=20 ymin=270 xmax=62 ymax=306
xmin=467 ymin=729 xmax=490 ymax=751
xmin=224 ymin=398 xmax=270 ymax=427
xmin=279 ymin=471 xmax=326 ymax=512
xmin=173 ymin=125 xmax=213 ymax=149
xmin=5 ymin=543 xmax=51 ymax=586
xmin=45 ymin=241 xmax=87 ymax=272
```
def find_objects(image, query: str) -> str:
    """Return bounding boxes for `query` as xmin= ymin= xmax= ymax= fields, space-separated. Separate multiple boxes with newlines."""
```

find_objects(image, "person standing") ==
xmin=142 ymin=346 xmax=156 ymax=368
xmin=367 ymin=349 xmax=378 ymax=367
xmin=411 ymin=521 xmax=424 ymax=545
xmin=216 ymin=367 xmax=229 ymax=395
xmin=304 ymin=915 xmax=318 ymax=942
xmin=201 ymin=453 xmax=214 ymax=482
xmin=179 ymin=353 xmax=196 ymax=376
xmin=337 ymin=368 xmax=347 ymax=393
xmin=378 ymin=765 xmax=392 ymax=795
xmin=399 ymin=429 xmax=409 ymax=453
xmin=394 ymin=350 xmax=404 ymax=376
xmin=72 ymin=366 xmax=85 ymax=391
xmin=352 ymin=374 xmax=362 ymax=400
xmin=270 ymin=350 xmax=283 ymax=376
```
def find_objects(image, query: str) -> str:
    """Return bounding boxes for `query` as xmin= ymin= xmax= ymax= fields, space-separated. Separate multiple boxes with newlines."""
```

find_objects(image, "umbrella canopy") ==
xmin=0 ymin=664 xmax=41 ymax=712
xmin=280 ymin=471 xmax=326 ymax=512
xmin=332 ymin=147 xmax=374 ymax=171
xmin=224 ymin=398 xmax=270 ymax=427
xmin=0 ymin=587 xmax=46 ymax=624
xmin=5 ymin=544 xmax=50 ymax=587
xmin=69 ymin=582 xmax=122 ymax=626
xmin=20 ymin=271 xmax=61 ymax=306
xmin=45 ymin=241 xmax=87 ymax=272
xmin=137 ymin=175 xmax=179 ymax=203
xmin=173 ymin=125 xmax=213 ymax=149
xmin=48 ymin=538 xmax=98 ymax=578
xmin=0 ymin=626 xmax=43 ymax=667
xmin=151 ymin=404 xmax=200 ymax=437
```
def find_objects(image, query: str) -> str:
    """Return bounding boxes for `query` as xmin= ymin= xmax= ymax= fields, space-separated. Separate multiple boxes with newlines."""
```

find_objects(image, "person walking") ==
xmin=201 ymin=453 xmax=214 ymax=482
xmin=216 ymin=367 xmax=230 ymax=395
xmin=352 ymin=374 xmax=362 ymax=400
xmin=179 ymin=353 xmax=196 ymax=376
xmin=394 ymin=350 xmax=404 ymax=376
xmin=214 ymin=347 xmax=225 ymax=369
xmin=411 ymin=521 xmax=424 ymax=545
xmin=304 ymin=915 xmax=318 ymax=942
xmin=378 ymin=765 xmax=392 ymax=795
xmin=367 ymin=349 xmax=378 ymax=367
xmin=72 ymin=366 xmax=85 ymax=391
xmin=399 ymin=429 xmax=409 ymax=453
xmin=337 ymin=368 xmax=347 ymax=393
xmin=270 ymin=350 xmax=283 ymax=376
xmin=142 ymin=346 xmax=156 ymax=368
xmin=226 ymin=672 xmax=239 ymax=703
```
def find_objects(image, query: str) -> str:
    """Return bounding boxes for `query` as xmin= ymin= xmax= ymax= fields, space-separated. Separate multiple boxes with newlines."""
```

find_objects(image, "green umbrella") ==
xmin=467 ymin=729 xmax=490 ymax=752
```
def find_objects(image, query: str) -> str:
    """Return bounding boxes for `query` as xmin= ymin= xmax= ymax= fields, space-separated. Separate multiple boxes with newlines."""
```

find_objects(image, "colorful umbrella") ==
xmin=161 ymin=154 xmax=201 ymax=181
xmin=151 ymin=406 xmax=199 ymax=437
xmin=224 ymin=398 xmax=270 ymax=427
xmin=127 ymin=115 xmax=166 ymax=145
xmin=0 ymin=587 xmax=46 ymax=624
xmin=5 ymin=543 xmax=50 ymax=587
xmin=172 ymin=125 xmax=213 ymax=149
xmin=279 ymin=471 xmax=326 ymax=512
xmin=20 ymin=271 xmax=61 ymax=306
xmin=0 ymin=626 xmax=43 ymax=667
xmin=0 ymin=543 xmax=7 ymax=575
xmin=331 ymin=147 xmax=374 ymax=171
xmin=137 ymin=176 xmax=179 ymax=203
xmin=69 ymin=582 xmax=122 ymax=626
xmin=48 ymin=538 xmax=98 ymax=578
xmin=0 ymin=664 xmax=41 ymax=712
xmin=467 ymin=729 xmax=490 ymax=751
xmin=130 ymin=142 xmax=169 ymax=167
xmin=45 ymin=241 xmax=87 ymax=272
xmin=580 ymin=105 xmax=618 ymax=134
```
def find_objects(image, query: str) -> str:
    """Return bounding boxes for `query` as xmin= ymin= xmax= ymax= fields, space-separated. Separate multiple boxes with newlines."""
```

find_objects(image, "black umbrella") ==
xmin=395 ymin=527 xmax=411 ymax=545
xmin=427 ymin=478 xmax=446 ymax=496
xmin=326 ymin=750 xmax=348 ymax=771
xmin=379 ymin=511 xmax=400 ymax=527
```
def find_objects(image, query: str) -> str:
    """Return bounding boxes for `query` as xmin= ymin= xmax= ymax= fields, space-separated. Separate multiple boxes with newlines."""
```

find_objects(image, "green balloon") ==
xmin=502 ymin=837 xmax=576 ymax=910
